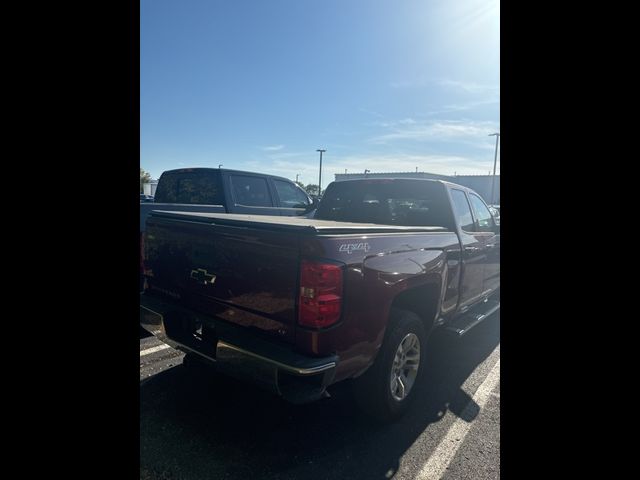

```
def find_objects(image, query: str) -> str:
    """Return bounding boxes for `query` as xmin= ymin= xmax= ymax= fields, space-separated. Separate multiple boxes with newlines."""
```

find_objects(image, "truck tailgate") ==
xmin=144 ymin=214 xmax=300 ymax=343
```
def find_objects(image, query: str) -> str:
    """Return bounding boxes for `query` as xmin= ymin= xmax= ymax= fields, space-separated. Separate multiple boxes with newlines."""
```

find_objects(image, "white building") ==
xmin=142 ymin=181 xmax=158 ymax=197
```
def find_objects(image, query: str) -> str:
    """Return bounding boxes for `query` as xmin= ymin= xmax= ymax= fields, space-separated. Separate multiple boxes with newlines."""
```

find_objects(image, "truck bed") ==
xmin=143 ymin=209 xmax=452 ymax=348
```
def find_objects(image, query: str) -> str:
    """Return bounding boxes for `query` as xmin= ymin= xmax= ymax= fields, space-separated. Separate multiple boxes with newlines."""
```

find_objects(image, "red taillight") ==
xmin=298 ymin=260 xmax=343 ymax=328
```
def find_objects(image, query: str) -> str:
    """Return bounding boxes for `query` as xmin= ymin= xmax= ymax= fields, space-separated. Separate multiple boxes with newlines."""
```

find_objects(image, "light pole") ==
xmin=295 ymin=173 xmax=300 ymax=183
xmin=316 ymin=149 xmax=326 ymax=196
xmin=488 ymin=133 xmax=500 ymax=204
xmin=218 ymin=164 xmax=223 ymax=169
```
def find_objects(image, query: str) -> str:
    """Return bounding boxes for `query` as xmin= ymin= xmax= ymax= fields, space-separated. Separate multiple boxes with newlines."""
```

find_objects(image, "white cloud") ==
xmin=389 ymin=78 xmax=499 ymax=96
xmin=439 ymin=98 xmax=499 ymax=113
xmin=437 ymin=79 xmax=499 ymax=95
xmin=261 ymin=145 xmax=285 ymax=151
xmin=369 ymin=119 xmax=499 ymax=145
xmin=371 ymin=118 xmax=418 ymax=128
xmin=322 ymin=153 xmax=494 ymax=177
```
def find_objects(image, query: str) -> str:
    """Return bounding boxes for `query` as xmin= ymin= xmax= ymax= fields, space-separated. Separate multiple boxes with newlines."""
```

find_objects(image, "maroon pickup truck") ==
xmin=140 ymin=178 xmax=500 ymax=420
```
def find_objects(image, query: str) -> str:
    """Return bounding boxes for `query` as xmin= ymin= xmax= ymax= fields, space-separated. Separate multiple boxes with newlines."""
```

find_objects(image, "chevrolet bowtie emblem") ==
xmin=190 ymin=268 xmax=217 ymax=285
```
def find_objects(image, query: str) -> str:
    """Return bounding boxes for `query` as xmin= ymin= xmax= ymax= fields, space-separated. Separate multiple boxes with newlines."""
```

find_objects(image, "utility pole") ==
xmin=295 ymin=173 xmax=300 ymax=183
xmin=488 ymin=133 xmax=500 ymax=204
xmin=316 ymin=149 xmax=326 ymax=196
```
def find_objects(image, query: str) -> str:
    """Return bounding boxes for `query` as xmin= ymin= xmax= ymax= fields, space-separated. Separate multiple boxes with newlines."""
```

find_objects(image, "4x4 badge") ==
xmin=190 ymin=268 xmax=217 ymax=285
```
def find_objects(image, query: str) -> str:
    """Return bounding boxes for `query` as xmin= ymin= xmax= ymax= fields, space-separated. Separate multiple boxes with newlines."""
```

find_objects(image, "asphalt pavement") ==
xmin=140 ymin=312 xmax=500 ymax=480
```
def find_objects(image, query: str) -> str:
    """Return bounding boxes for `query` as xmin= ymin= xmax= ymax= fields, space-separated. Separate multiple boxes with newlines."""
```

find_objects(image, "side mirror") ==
xmin=305 ymin=197 xmax=319 ymax=212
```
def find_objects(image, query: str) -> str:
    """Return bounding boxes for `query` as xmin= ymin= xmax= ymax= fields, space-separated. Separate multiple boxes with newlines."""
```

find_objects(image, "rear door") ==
xmin=450 ymin=188 xmax=488 ymax=310
xmin=224 ymin=173 xmax=284 ymax=215
xmin=468 ymin=193 xmax=500 ymax=295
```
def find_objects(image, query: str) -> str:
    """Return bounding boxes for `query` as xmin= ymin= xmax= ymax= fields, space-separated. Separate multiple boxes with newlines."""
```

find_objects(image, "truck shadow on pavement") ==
xmin=140 ymin=313 xmax=500 ymax=480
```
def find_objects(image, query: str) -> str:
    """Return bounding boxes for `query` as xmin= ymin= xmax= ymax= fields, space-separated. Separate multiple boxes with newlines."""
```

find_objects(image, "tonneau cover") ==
xmin=148 ymin=210 xmax=449 ymax=234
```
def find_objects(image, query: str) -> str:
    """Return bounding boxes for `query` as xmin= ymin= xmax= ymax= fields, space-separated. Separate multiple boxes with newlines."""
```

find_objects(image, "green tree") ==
xmin=304 ymin=184 xmax=320 ymax=196
xmin=140 ymin=168 xmax=152 ymax=193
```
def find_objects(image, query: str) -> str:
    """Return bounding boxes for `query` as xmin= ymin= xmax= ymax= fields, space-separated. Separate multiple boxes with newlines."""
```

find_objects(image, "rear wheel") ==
xmin=353 ymin=309 xmax=427 ymax=421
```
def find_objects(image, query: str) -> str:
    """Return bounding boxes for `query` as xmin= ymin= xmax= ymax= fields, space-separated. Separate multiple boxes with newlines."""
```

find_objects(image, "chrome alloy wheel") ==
xmin=389 ymin=332 xmax=421 ymax=401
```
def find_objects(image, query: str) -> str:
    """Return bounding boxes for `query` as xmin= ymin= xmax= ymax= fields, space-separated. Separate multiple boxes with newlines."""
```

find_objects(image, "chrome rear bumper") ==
xmin=140 ymin=293 xmax=337 ymax=403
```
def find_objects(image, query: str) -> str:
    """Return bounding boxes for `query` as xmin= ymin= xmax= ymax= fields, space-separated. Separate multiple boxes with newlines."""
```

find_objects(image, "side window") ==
xmin=155 ymin=172 xmax=224 ymax=205
xmin=468 ymin=193 xmax=495 ymax=232
xmin=273 ymin=180 xmax=311 ymax=208
xmin=450 ymin=189 xmax=475 ymax=231
xmin=230 ymin=175 xmax=273 ymax=207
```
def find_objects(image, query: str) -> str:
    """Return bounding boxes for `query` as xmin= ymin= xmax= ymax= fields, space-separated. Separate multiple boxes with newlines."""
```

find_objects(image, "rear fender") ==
xmin=348 ymin=249 xmax=447 ymax=375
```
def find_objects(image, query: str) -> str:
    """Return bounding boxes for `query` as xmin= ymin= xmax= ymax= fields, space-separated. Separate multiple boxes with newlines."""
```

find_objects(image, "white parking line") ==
xmin=415 ymin=358 xmax=500 ymax=480
xmin=140 ymin=344 xmax=171 ymax=357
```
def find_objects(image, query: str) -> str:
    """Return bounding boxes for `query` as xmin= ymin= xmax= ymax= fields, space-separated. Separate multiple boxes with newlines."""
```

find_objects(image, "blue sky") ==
xmin=141 ymin=0 xmax=499 ymax=185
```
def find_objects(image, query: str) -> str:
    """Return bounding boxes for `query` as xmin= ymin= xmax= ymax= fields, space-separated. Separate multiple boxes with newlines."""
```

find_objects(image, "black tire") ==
xmin=353 ymin=308 xmax=427 ymax=422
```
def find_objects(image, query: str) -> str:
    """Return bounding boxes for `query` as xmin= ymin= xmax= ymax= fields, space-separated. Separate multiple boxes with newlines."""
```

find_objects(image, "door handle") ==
xmin=465 ymin=246 xmax=480 ymax=253
xmin=486 ymin=244 xmax=496 ymax=249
